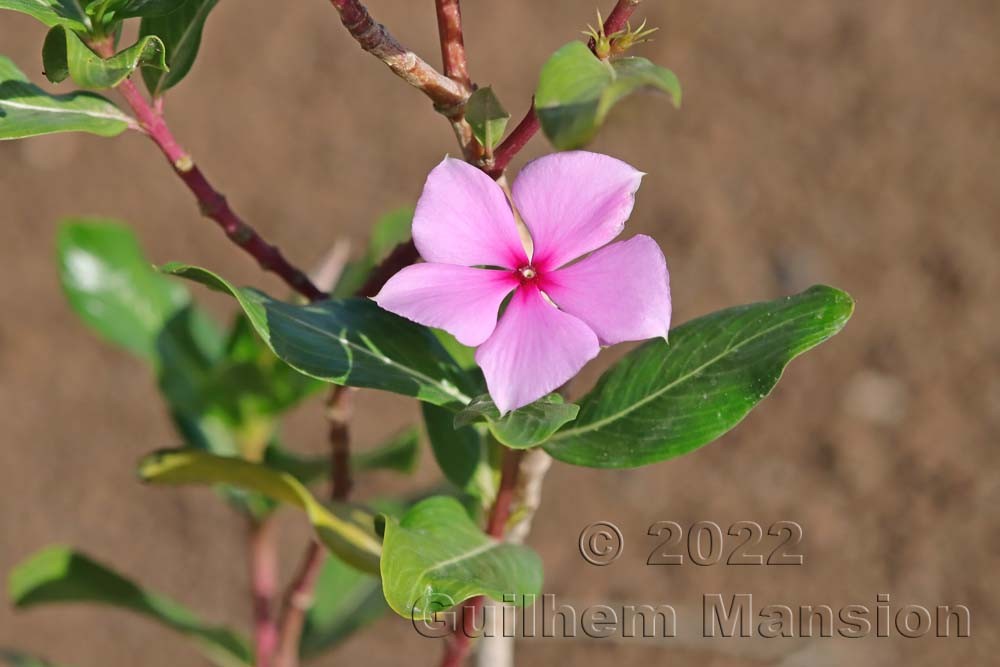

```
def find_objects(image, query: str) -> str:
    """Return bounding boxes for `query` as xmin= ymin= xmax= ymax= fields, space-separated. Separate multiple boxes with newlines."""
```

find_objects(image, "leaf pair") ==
xmin=42 ymin=26 xmax=166 ymax=89
xmin=0 ymin=56 xmax=131 ymax=139
xmin=165 ymin=260 xmax=854 ymax=470
xmin=535 ymin=41 xmax=682 ymax=149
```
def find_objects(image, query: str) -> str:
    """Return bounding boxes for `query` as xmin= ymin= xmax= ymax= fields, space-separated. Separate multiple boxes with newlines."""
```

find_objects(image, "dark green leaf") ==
xmin=465 ymin=86 xmax=509 ymax=150
xmin=8 ymin=547 xmax=251 ymax=667
xmin=332 ymin=208 xmax=413 ymax=297
xmin=456 ymin=393 xmax=579 ymax=449
xmin=380 ymin=496 xmax=542 ymax=619
xmin=140 ymin=0 xmax=217 ymax=96
xmin=163 ymin=264 xmax=474 ymax=407
xmin=43 ymin=27 xmax=166 ymax=89
xmin=57 ymin=220 xmax=189 ymax=360
xmin=0 ymin=56 xmax=131 ymax=139
xmin=535 ymin=41 xmax=681 ymax=149
xmin=422 ymin=403 xmax=495 ymax=504
xmin=0 ymin=1 xmax=89 ymax=31
xmin=209 ymin=314 xmax=325 ymax=429
xmin=544 ymin=286 xmax=854 ymax=468
xmin=138 ymin=449 xmax=383 ymax=573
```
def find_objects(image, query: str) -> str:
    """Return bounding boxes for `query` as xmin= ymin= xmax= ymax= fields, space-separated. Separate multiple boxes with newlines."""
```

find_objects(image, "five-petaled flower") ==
xmin=374 ymin=151 xmax=671 ymax=414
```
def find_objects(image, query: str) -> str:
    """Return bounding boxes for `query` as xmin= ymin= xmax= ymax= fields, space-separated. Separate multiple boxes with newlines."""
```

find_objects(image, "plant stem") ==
xmin=490 ymin=1 xmax=644 ymax=177
xmin=274 ymin=386 xmax=353 ymax=667
xmin=356 ymin=239 xmax=420 ymax=297
xmin=274 ymin=542 xmax=324 ymax=667
xmin=486 ymin=102 xmax=540 ymax=178
xmin=106 ymin=72 xmax=326 ymax=301
xmin=249 ymin=518 xmax=280 ymax=667
xmin=328 ymin=0 xmax=470 ymax=117
xmin=434 ymin=0 xmax=471 ymax=89
xmin=441 ymin=449 xmax=524 ymax=667
xmin=594 ymin=0 xmax=644 ymax=46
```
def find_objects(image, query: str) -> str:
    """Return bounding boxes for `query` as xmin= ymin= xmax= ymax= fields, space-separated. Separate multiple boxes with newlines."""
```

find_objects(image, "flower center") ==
xmin=517 ymin=265 xmax=537 ymax=283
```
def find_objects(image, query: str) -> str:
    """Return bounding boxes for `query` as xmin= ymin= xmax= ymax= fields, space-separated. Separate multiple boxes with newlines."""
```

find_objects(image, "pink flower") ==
xmin=373 ymin=151 xmax=671 ymax=414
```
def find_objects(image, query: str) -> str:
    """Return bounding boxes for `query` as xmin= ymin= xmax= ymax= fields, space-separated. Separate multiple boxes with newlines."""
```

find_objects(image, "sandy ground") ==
xmin=0 ymin=1 xmax=997 ymax=666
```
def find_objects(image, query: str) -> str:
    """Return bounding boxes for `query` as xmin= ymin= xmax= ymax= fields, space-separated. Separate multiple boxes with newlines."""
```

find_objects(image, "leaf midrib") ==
xmin=551 ymin=308 xmax=830 ymax=441
xmin=405 ymin=538 xmax=500 ymax=600
xmin=263 ymin=300 xmax=471 ymax=405
xmin=0 ymin=97 xmax=129 ymax=122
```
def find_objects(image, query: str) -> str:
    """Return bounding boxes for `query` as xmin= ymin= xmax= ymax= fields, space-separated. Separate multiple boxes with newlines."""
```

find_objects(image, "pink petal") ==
xmin=540 ymin=235 xmax=671 ymax=345
xmin=373 ymin=263 xmax=518 ymax=347
xmin=475 ymin=286 xmax=600 ymax=414
xmin=413 ymin=157 xmax=528 ymax=269
xmin=511 ymin=151 xmax=644 ymax=270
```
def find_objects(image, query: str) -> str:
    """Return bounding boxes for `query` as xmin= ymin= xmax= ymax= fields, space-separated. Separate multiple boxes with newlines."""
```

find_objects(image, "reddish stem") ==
xmin=487 ymin=103 xmax=541 ymax=178
xmin=274 ymin=386 xmax=353 ymax=667
xmin=356 ymin=239 xmax=420 ymax=297
xmin=441 ymin=449 xmax=523 ymax=667
xmin=274 ymin=542 xmax=324 ymax=667
xmin=491 ymin=1 xmax=643 ymax=177
xmin=111 ymin=77 xmax=326 ymax=302
xmin=435 ymin=0 xmax=471 ymax=88
xmin=597 ymin=0 xmax=644 ymax=42
xmin=249 ymin=518 xmax=280 ymax=667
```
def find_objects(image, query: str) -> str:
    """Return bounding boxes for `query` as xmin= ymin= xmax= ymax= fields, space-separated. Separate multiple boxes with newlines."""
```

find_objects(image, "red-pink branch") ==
xmin=435 ymin=0 xmax=471 ymax=89
xmin=110 ymin=77 xmax=327 ymax=302
xmin=486 ymin=100 xmax=541 ymax=178
xmin=273 ymin=386 xmax=353 ymax=667
xmin=249 ymin=519 xmax=280 ymax=667
xmin=490 ymin=0 xmax=645 ymax=178
xmin=85 ymin=30 xmax=328 ymax=304
xmin=594 ymin=0 xmax=644 ymax=45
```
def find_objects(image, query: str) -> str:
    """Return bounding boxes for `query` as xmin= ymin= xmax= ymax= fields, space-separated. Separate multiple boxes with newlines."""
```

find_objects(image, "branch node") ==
xmin=173 ymin=154 xmax=194 ymax=173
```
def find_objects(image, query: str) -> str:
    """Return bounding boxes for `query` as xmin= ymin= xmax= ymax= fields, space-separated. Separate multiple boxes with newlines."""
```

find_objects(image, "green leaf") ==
xmin=544 ymin=286 xmax=854 ymax=468
xmin=0 ymin=56 xmax=131 ymax=139
xmin=380 ymin=496 xmax=542 ymax=619
xmin=8 ymin=547 xmax=251 ymax=667
xmin=535 ymin=41 xmax=681 ymax=149
xmin=465 ymin=86 xmax=509 ymax=150
xmin=265 ymin=428 xmax=421 ymax=485
xmin=163 ymin=264 xmax=474 ymax=407
xmin=209 ymin=314 xmax=325 ymax=430
xmin=57 ymin=220 xmax=189 ymax=360
xmin=140 ymin=0 xmax=218 ymax=96
xmin=43 ymin=27 xmax=167 ymax=89
xmin=422 ymin=403 xmax=495 ymax=504
xmin=300 ymin=551 xmax=385 ymax=657
xmin=456 ymin=393 xmax=579 ymax=449
xmin=138 ymin=449 xmax=383 ymax=573
xmin=332 ymin=208 xmax=414 ymax=297
xmin=0 ymin=650 xmax=67 ymax=667
xmin=0 ymin=1 xmax=89 ymax=31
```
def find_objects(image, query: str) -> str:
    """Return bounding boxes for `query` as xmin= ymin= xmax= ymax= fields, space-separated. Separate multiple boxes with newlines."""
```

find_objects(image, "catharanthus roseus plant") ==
xmin=374 ymin=152 xmax=671 ymax=414
xmin=0 ymin=2 xmax=853 ymax=667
